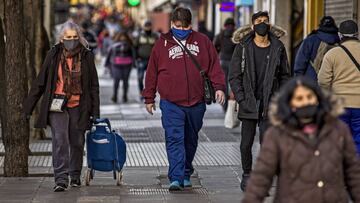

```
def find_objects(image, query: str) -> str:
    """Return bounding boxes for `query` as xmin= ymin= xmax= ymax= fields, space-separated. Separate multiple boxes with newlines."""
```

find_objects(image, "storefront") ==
xmin=324 ymin=0 xmax=357 ymax=25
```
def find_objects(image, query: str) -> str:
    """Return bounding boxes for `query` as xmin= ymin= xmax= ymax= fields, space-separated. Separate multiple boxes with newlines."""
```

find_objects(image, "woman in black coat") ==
xmin=24 ymin=20 xmax=100 ymax=192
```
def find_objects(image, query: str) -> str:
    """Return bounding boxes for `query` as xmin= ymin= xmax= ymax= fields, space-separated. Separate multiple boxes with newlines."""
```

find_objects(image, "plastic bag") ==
xmin=224 ymin=100 xmax=240 ymax=128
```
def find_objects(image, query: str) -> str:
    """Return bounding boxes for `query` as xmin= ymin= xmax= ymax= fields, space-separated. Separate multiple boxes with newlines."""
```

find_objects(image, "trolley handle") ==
xmin=93 ymin=118 xmax=112 ymax=130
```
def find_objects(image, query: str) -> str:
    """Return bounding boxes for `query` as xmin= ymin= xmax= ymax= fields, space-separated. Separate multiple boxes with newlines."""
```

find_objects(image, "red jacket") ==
xmin=142 ymin=31 xmax=225 ymax=107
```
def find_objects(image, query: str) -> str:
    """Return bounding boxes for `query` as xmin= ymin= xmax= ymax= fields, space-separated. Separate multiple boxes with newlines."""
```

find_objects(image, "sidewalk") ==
xmin=0 ymin=63 xmax=268 ymax=202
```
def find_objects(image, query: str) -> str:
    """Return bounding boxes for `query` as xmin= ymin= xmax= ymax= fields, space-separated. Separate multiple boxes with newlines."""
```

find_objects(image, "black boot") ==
xmin=111 ymin=95 xmax=117 ymax=103
xmin=123 ymin=95 xmax=128 ymax=103
xmin=240 ymin=173 xmax=250 ymax=192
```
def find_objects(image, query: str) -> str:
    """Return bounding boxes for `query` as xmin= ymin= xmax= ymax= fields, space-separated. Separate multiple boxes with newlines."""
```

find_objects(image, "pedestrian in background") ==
xmin=214 ymin=18 xmax=236 ymax=111
xmin=143 ymin=7 xmax=225 ymax=191
xmin=318 ymin=20 xmax=360 ymax=156
xmin=294 ymin=16 xmax=339 ymax=80
xmin=105 ymin=31 xmax=135 ymax=103
xmin=105 ymin=15 xmax=121 ymax=37
xmin=229 ymin=11 xmax=291 ymax=191
xmin=134 ymin=20 xmax=159 ymax=101
xmin=98 ymin=29 xmax=112 ymax=57
xmin=24 ymin=20 xmax=100 ymax=192
xmin=198 ymin=20 xmax=214 ymax=41
xmin=82 ymin=20 xmax=98 ymax=52
xmin=242 ymin=76 xmax=360 ymax=203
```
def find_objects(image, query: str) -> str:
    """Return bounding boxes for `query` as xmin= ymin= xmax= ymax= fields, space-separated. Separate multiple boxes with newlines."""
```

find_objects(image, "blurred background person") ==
xmin=81 ymin=20 xmax=98 ymax=52
xmin=214 ymin=18 xmax=236 ymax=111
xmin=134 ymin=20 xmax=159 ymax=101
xmin=294 ymin=16 xmax=339 ymax=81
xmin=105 ymin=15 xmax=121 ymax=37
xmin=105 ymin=31 xmax=135 ymax=103
xmin=98 ymin=29 xmax=112 ymax=58
xmin=198 ymin=20 xmax=214 ymax=41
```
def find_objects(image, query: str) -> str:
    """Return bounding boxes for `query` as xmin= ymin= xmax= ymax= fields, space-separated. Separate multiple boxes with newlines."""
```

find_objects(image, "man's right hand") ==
xmin=146 ymin=103 xmax=156 ymax=115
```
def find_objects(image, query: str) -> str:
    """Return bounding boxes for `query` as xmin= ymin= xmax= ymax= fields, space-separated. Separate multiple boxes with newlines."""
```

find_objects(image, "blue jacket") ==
xmin=294 ymin=31 xmax=339 ymax=80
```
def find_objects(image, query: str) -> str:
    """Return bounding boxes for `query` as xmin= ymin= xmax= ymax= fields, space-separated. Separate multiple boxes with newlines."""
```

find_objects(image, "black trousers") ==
xmin=240 ymin=118 xmax=269 ymax=174
xmin=112 ymin=65 xmax=132 ymax=99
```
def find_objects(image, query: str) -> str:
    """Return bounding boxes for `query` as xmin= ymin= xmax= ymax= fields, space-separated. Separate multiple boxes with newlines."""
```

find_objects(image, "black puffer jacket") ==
xmin=229 ymin=25 xmax=292 ymax=120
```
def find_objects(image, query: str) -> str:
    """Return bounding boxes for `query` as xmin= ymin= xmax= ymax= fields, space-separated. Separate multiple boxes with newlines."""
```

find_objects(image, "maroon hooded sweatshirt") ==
xmin=142 ymin=30 xmax=225 ymax=107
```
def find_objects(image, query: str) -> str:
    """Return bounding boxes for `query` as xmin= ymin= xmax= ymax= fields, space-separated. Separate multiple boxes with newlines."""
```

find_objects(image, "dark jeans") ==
xmin=160 ymin=100 xmax=206 ymax=183
xmin=220 ymin=60 xmax=230 ymax=111
xmin=112 ymin=65 xmax=132 ymax=100
xmin=339 ymin=107 xmax=360 ymax=156
xmin=240 ymin=118 xmax=269 ymax=174
xmin=48 ymin=107 xmax=85 ymax=185
xmin=137 ymin=59 xmax=148 ymax=94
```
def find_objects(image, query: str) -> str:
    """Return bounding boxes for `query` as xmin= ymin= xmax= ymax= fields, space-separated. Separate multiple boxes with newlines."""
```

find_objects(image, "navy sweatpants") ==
xmin=340 ymin=107 xmax=360 ymax=156
xmin=160 ymin=100 xmax=206 ymax=183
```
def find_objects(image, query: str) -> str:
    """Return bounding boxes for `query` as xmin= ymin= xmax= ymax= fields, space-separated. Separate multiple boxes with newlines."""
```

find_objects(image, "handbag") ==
xmin=174 ymin=37 xmax=216 ymax=105
xmin=49 ymin=94 xmax=68 ymax=112
xmin=224 ymin=100 xmax=240 ymax=128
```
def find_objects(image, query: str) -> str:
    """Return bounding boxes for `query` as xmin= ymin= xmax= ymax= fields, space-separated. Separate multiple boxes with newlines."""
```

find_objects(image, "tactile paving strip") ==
xmin=0 ymin=142 xmax=246 ymax=167
xmin=128 ymin=188 xmax=209 ymax=195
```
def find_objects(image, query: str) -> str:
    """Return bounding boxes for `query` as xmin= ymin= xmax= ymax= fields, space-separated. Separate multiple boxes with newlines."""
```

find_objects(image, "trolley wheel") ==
xmin=116 ymin=170 xmax=123 ymax=186
xmin=85 ymin=169 xmax=91 ymax=186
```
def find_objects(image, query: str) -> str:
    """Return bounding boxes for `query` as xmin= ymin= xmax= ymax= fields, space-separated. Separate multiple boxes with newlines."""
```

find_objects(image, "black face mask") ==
xmin=145 ymin=30 xmax=152 ymax=35
xmin=293 ymin=105 xmax=318 ymax=125
xmin=254 ymin=22 xmax=270 ymax=36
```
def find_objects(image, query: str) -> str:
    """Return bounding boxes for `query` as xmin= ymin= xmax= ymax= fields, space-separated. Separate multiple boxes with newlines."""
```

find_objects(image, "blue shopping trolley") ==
xmin=85 ymin=118 xmax=126 ymax=186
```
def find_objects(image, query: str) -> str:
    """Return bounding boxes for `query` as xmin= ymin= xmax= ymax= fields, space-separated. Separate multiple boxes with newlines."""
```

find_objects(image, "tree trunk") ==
xmin=0 ymin=12 xmax=5 ymax=144
xmin=33 ymin=0 xmax=50 ymax=140
xmin=3 ymin=0 xmax=29 ymax=176
xmin=25 ymin=0 xmax=47 ymax=140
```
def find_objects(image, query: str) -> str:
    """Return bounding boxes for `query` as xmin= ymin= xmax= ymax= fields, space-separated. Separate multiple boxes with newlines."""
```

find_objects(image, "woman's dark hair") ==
xmin=171 ymin=7 xmax=192 ymax=27
xmin=113 ymin=31 xmax=132 ymax=46
xmin=274 ymin=76 xmax=332 ymax=127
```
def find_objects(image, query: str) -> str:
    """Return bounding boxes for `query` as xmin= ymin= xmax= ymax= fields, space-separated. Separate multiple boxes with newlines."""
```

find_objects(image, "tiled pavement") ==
xmin=0 ymin=63 xmax=267 ymax=202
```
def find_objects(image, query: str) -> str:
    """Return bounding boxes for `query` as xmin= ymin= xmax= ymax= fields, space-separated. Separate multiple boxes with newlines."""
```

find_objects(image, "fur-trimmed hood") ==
xmin=268 ymin=92 xmax=345 ymax=127
xmin=232 ymin=24 xmax=287 ymax=44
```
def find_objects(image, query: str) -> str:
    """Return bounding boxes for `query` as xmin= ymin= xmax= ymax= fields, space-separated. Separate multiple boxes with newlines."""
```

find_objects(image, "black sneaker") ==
xmin=70 ymin=179 xmax=81 ymax=188
xmin=240 ymin=173 xmax=250 ymax=192
xmin=53 ymin=183 xmax=67 ymax=192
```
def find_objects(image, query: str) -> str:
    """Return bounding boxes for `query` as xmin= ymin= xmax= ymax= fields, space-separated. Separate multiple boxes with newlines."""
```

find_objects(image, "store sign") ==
xmin=220 ymin=2 xmax=235 ymax=12
xmin=235 ymin=0 xmax=254 ymax=6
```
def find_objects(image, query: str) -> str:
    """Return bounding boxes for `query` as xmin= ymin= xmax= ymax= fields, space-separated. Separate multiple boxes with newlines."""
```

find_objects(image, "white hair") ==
xmin=57 ymin=20 xmax=89 ymax=49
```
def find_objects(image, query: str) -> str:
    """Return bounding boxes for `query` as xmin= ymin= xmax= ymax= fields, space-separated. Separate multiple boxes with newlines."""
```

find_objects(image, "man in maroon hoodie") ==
xmin=143 ymin=7 xmax=226 ymax=191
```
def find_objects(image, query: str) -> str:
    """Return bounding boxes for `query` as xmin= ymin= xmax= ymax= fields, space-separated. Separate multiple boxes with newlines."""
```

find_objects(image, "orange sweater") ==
xmin=54 ymin=58 xmax=80 ymax=108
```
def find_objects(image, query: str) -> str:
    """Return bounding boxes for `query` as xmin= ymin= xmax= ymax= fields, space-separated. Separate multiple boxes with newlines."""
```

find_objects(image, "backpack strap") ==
xmin=173 ymin=36 xmax=206 ymax=77
xmin=339 ymin=45 xmax=360 ymax=72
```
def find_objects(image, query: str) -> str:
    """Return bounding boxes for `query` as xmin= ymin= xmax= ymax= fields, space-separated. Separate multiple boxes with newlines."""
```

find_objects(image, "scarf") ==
xmin=60 ymin=45 xmax=83 ymax=97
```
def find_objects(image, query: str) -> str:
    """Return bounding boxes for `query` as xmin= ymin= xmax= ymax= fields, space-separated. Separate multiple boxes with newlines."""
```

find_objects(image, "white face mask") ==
xmin=338 ymin=32 xmax=358 ymax=40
